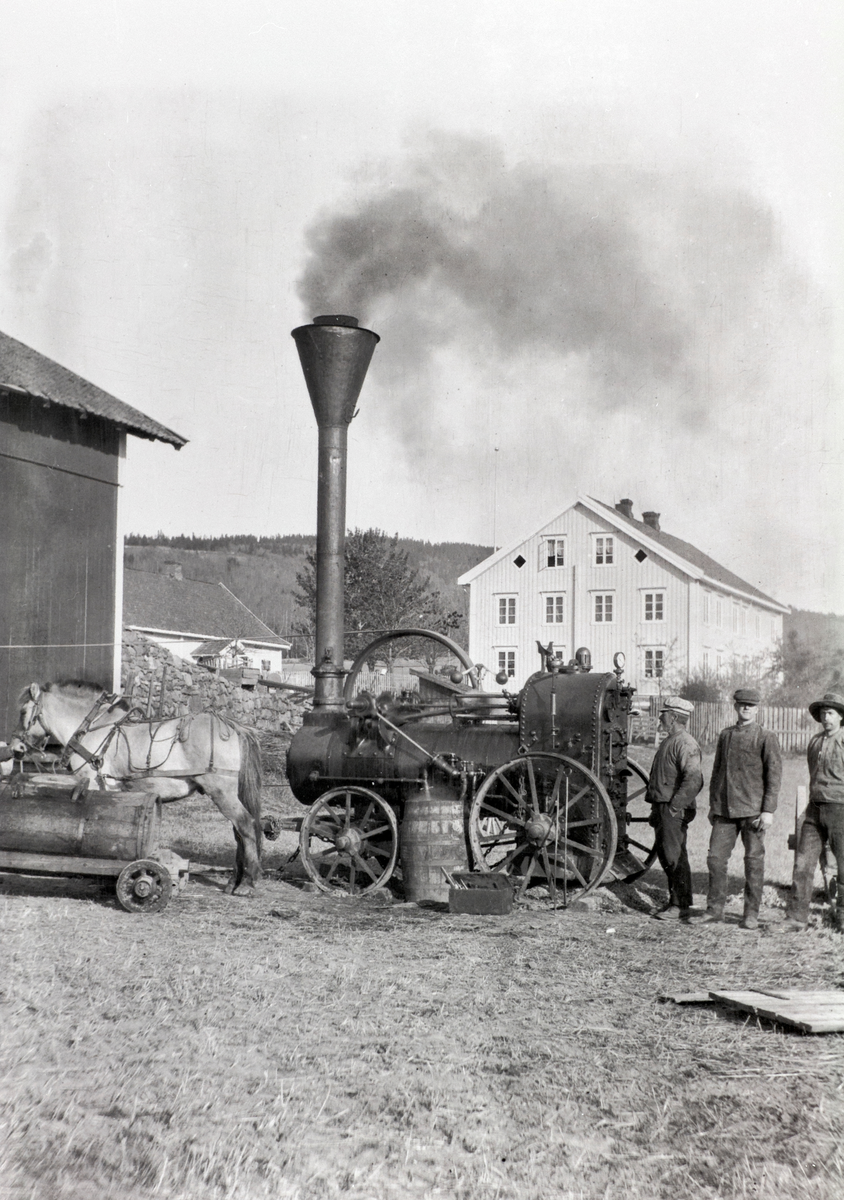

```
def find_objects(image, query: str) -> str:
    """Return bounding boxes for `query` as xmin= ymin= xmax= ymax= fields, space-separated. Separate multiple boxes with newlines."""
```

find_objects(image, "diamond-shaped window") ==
xmin=635 ymin=549 xmax=647 ymax=563
xmin=513 ymin=555 xmax=526 ymax=568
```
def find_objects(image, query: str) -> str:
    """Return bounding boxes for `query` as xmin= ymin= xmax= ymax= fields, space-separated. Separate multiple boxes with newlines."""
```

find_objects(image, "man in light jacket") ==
xmin=693 ymin=688 xmax=782 ymax=931
xmin=785 ymin=691 xmax=844 ymax=932
xmin=647 ymin=697 xmax=703 ymax=921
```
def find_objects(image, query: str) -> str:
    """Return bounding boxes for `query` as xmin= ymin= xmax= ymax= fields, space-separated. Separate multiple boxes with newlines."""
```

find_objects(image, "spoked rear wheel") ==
xmin=468 ymin=753 xmax=617 ymax=902
xmin=299 ymin=786 xmax=399 ymax=896
xmin=617 ymin=759 xmax=658 ymax=882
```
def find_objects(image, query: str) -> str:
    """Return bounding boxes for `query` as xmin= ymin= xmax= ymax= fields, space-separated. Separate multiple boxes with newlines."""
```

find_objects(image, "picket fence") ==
xmin=640 ymin=697 xmax=816 ymax=752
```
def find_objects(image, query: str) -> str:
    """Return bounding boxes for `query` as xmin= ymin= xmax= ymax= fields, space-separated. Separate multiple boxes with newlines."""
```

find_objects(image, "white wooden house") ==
xmin=457 ymin=496 xmax=789 ymax=694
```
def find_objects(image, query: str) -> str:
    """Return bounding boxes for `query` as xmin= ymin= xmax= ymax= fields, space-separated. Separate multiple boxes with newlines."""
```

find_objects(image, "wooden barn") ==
xmin=0 ymin=329 xmax=186 ymax=738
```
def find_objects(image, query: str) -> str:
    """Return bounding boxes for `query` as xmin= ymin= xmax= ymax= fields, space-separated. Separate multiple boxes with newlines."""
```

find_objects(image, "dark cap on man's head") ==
xmin=733 ymin=688 xmax=760 ymax=706
xmin=809 ymin=692 xmax=844 ymax=722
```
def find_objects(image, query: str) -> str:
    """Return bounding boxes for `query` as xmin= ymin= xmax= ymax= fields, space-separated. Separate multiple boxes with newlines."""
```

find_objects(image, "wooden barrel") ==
xmin=0 ymin=787 xmax=161 ymax=861
xmin=400 ymin=781 xmax=468 ymax=903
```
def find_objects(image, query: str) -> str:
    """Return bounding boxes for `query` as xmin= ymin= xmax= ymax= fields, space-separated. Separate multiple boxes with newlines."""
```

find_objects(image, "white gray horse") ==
xmin=13 ymin=681 xmax=263 ymax=895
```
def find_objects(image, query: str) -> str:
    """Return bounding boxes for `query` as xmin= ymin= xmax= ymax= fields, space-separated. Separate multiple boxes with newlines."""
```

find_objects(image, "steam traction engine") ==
xmin=285 ymin=316 xmax=654 ymax=903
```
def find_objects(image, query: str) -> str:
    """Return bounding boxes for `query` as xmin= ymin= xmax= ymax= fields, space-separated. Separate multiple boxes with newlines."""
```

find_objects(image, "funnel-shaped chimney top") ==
xmin=291 ymin=315 xmax=379 ymax=429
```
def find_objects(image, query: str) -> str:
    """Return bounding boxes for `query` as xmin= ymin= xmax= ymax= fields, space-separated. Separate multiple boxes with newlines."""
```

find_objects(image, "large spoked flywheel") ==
xmin=617 ymin=759 xmax=658 ymax=882
xmin=299 ymin=786 xmax=399 ymax=896
xmin=468 ymin=753 xmax=617 ymax=902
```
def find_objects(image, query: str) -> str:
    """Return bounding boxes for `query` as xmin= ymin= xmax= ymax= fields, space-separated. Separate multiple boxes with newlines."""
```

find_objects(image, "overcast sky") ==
xmin=2 ymin=1 xmax=842 ymax=612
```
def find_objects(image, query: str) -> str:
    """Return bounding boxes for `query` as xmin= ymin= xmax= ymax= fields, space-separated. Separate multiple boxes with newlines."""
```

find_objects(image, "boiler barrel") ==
xmin=0 ymin=788 xmax=161 ymax=860
xmin=400 ymin=782 xmax=468 ymax=903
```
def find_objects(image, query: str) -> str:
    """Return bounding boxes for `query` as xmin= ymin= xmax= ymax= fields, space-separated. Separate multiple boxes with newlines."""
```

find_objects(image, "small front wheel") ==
xmin=300 ymin=787 xmax=399 ymax=896
xmin=116 ymin=859 xmax=173 ymax=913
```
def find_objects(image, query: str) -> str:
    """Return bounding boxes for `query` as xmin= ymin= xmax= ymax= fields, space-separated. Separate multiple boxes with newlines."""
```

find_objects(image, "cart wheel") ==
xmin=468 ymin=753 xmax=617 ymax=902
xmin=300 ymin=786 xmax=398 ymax=896
xmin=116 ymin=859 xmax=173 ymax=913
xmin=617 ymin=759 xmax=658 ymax=882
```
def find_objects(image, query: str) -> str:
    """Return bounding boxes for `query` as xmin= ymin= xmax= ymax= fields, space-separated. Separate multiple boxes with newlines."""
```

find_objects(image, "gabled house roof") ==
xmin=123 ymin=569 xmax=290 ymax=647
xmin=458 ymin=493 xmax=788 ymax=613
xmin=0 ymin=329 xmax=186 ymax=448
xmin=193 ymin=638 xmax=236 ymax=658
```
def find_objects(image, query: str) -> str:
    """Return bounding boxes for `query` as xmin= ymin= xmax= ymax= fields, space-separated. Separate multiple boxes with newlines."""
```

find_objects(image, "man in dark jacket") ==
xmin=647 ymin=697 xmax=704 ymax=920
xmin=785 ymin=691 xmax=844 ymax=931
xmin=693 ymin=688 xmax=782 ymax=931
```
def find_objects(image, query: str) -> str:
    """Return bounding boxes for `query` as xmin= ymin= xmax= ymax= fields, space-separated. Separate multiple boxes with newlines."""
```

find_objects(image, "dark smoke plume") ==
xmin=296 ymin=132 xmax=794 ymax=425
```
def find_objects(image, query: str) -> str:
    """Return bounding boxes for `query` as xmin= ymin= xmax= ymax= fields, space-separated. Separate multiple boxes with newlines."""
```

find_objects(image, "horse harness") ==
xmin=22 ymin=691 xmax=234 ymax=787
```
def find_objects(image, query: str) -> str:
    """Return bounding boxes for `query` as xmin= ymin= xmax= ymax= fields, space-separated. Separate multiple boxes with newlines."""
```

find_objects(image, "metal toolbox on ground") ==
xmin=448 ymin=872 xmax=514 ymax=915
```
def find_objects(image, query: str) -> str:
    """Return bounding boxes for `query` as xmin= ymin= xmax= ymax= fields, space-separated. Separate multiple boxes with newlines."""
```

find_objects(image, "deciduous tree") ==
xmin=295 ymin=528 xmax=464 ymax=663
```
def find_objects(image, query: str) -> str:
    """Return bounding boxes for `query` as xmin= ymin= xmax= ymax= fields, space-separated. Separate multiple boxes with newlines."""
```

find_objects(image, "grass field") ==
xmin=1 ymin=747 xmax=842 ymax=1200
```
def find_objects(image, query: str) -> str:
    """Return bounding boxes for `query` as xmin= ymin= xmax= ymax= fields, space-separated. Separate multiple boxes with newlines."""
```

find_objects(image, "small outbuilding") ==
xmin=0 ymin=329 xmax=185 ymax=736
xmin=123 ymin=565 xmax=290 ymax=677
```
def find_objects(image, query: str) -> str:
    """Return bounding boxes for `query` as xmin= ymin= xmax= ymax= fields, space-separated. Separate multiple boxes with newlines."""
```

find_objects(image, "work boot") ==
xmin=653 ymin=905 xmax=690 ymax=922
xmin=689 ymin=910 xmax=723 ymax=926
xmin=782 ymin=919 xmax=807 ymax=932
xmin=738 ymin=914 xmax=759 ymax=931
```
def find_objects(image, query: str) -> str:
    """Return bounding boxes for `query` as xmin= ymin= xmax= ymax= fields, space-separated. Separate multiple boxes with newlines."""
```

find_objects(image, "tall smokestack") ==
xmin=291 ymin=315 xmax=380 ymax=709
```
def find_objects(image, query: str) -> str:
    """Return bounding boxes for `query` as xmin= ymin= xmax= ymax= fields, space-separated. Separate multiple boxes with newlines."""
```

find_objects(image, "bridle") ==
xmin=15 ymin=687 xmax=127 ymax=781
xmin=15 ymin=691 xmax=51 ymax=753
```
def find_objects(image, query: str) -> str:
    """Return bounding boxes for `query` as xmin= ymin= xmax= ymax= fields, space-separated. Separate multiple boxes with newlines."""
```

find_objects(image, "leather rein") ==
xmin=19 ymin=690 xmax=229 ymax=785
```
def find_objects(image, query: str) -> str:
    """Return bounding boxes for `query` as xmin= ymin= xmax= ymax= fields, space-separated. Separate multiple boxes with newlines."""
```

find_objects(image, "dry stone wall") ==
xmin=121 ymin=630 xmax=310 ymax=733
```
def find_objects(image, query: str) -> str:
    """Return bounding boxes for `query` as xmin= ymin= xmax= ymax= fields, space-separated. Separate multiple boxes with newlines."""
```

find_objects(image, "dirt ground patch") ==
xmin=1 ymin=747 xmax=843 ymax=1200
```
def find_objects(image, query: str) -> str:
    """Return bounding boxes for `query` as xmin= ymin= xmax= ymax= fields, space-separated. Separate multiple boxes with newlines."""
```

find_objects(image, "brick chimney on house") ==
xmin=615 ymin=498 xmax=634 ymax=519
xmin=642 ymin=512 xmax=661 ymax=533
xmin=162 ymin=561 xmax=183 ymax=580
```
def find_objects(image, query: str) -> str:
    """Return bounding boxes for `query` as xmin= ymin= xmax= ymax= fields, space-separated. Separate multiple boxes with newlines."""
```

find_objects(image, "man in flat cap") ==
xmin=785 ymin=692 xmax=844 ymax=931
xmin=647 ymin=696 xmax=703 ymax=920
xmin=693 ymin=688 xmax=781 ymax=931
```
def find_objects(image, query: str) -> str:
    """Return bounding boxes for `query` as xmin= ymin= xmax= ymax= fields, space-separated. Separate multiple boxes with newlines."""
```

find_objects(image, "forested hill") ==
xmin=124 ymin=534 xmax=492 ymax=641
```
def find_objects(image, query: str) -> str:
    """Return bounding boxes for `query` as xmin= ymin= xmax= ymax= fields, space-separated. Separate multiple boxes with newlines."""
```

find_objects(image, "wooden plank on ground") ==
xmin=710 ymin=990 xmax=844 ymax=1034
xmin=758 ymin=989 xmax=844 ymax=1003
xmin=659 ymin=992 xmax=713 ymax=1004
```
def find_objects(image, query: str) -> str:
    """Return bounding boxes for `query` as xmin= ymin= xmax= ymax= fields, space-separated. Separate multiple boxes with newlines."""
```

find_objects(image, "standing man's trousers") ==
xmin=788 ymin=800 xmax=844 ymax=924
xmin=706 ymin=816 xmax=766 ymax=918
xmin=652 ymin=803 xmax=695 ymax=909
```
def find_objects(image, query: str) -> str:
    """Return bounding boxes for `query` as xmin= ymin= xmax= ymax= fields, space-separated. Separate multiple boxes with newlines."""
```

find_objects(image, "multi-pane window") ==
xmin=544 ymin=594 xmax=565 ymax=623
xmin=644 ymin=649 xmax=664 ymax=678
xmin=703 ymin=591 xmax=711 ymax=624
xmin=732 ymin=603 xmax=740 ymax=634
xmin=544 ymin=538 xmax=566 ymax=568
xmin=702 ymin=650 xmax=712 ymax=674
xmin=497 ymin=596 xmax=516 ymax=625
xmin=644 ymin=592 xmax=665 ymax=622
xmin=497 ymin=650 xmax=516 ymax=678
xmin=593 ymin=593 xmax=614 ymax=623
xmin=715 ymin=597 xmax=723 ymax=628
xmin=595 ymin=536 xmax=614 ymax=565
xmin=739 ymin=606 xmax=747 ymax=636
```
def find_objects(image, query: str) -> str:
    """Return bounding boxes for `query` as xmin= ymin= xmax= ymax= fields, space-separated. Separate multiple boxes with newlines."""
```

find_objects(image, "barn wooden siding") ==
xmin=0 ymin=394 xmax=119 ymax=737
